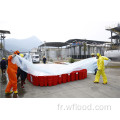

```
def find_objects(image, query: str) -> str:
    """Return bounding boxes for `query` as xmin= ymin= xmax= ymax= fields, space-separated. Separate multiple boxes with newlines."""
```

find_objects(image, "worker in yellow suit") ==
xmin=5 ymin=50 xmax=20 ymax=94
xmin=94 ymin=53 xmax=109 ymax=84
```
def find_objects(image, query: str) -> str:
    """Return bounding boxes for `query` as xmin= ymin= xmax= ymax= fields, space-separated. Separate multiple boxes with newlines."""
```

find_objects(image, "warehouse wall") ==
xmin=38 ymin=44 xmax=105 ymax=60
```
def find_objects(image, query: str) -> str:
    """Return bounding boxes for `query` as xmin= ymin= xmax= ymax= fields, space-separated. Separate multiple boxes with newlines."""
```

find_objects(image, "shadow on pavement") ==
xmin=17 ymin=82 xmax=26 ymax=98
xmin=5 ymin=93 xmax=19 ymax=98
xmin=13 ymin=93 xmax=19 ymax=98
xmin=5 ymin=94 xmax=13 ymax=98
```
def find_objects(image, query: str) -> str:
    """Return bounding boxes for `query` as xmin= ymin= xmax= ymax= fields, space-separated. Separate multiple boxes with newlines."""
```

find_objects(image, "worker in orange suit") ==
xmin=5 ymin=50 xmax=20 ymax=94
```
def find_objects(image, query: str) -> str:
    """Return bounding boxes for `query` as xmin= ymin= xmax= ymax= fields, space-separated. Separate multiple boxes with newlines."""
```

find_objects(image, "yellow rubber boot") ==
xmin=5 ymin=91 xmax=13 ymax=94
xmin=14 ymin=91 xmax=18 ymax=94
xmin=102 ymin=82 xmax=107 ymax=84
xmin=94 ymin=80 xmax=99 ymax=83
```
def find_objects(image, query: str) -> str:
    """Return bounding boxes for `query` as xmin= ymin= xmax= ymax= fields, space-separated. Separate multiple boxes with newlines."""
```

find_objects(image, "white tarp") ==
xmin=12 ymin=55 xmax=110 ymax=76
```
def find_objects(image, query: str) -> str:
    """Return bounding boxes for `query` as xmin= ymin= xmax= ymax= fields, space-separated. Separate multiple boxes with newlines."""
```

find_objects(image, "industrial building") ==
xmin=38 ymin=39 xmax=109 ymax=61
xmin=104 ymin=24 xmax=120 ymax=61
xmin=106 ymin=24 xmax=120 ymax=50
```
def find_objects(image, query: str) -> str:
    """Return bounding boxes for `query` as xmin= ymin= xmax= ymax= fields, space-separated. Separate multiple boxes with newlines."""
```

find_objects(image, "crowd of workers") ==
xmin=0 ymin=50 xmax=109 ymax=96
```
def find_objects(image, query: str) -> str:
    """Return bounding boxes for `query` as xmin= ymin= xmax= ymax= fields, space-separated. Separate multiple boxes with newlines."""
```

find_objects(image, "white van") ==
xmin=32 ymin=54 xmax=40 ymax=63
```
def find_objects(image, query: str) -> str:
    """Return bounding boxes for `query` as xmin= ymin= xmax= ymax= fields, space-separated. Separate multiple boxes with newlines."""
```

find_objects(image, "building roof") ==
xmin=39 ymin=39 xmax=110 ymax=48
xmin=66 ymin=39 xmax=109 ymax=44
xmin=40 ymin=42 xmax=69 ymax=47
xmin=114 ymin=27 xmax=120 ymax=32
xmin=106 ymin=26 xmax=120 ymax=33
xmin=109 ymin=35 xmax=120 ymax=39
xmin=0 ymin=30 xmax=10 ymax=34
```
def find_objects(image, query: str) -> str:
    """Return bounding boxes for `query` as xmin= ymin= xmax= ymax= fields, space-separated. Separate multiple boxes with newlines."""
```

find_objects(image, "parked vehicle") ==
xmin=32 ymin=54 xmax=40 ymax=63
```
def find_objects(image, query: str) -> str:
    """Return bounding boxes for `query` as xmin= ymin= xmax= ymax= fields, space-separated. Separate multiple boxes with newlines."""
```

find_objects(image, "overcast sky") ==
xmin=0 ymin=0 xmax=119 ymax=42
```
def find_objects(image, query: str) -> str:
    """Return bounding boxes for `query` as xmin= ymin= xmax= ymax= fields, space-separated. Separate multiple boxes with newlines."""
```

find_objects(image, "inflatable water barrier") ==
xmin=27 ymin=69 xmax=87 ymax=86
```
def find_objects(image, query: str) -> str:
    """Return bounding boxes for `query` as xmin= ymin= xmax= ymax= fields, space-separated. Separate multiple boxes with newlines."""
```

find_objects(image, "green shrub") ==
xmin=49 ymin=59 xmax=53 ymax=62
xmin=69 ymin=58 xmax=75 ymax=63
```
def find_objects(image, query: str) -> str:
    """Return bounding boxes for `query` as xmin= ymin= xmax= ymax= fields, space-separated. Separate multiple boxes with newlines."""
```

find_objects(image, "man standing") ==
xmin=91 ymin=53 xmax=95 ymax=57
xmin=0 ymin=57 xmax=7 ymax=77
xmin=94 ymin=53 xmax=109 ymax=84
xmin=43 ymin=56 xmax=47 ymax=64
xmin=5 ymin=50 xmax=20 ymax=94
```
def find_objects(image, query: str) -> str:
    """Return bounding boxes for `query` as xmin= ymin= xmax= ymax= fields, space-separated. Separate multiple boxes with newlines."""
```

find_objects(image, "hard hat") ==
xmin=96 ymin=53 xmax=100 ymax=57
xmin=2 ymin=57 xmax=5 ymax=60
xmin=20 ymin=54 xmax=24 ymax=57
xmin=14 ymin=50 xmax=20 ymax=55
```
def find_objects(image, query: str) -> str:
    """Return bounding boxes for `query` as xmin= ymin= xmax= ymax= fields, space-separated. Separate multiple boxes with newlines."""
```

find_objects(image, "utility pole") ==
xmin=0 ymin=30 xmax=10 ymax=58
xmin=44 ymin=41 xmax=46 ymax=57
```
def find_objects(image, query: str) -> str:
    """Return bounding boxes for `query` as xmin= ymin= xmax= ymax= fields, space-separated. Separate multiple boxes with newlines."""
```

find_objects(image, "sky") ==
xmin=0 ymin=0 xmax=120 ymax=42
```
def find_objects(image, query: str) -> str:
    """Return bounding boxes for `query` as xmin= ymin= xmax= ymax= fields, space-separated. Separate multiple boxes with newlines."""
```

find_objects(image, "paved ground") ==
xmin=0 ymin=61 xmax=120 ymax=98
